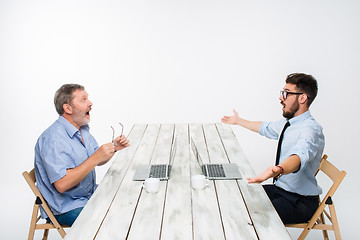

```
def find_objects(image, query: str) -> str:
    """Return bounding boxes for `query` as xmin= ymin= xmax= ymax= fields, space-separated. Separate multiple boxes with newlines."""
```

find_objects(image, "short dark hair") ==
xmin=54 ymin=84 xmax=84 ymax=115
xmin=286 ymin=73 xmax=318 ymax=107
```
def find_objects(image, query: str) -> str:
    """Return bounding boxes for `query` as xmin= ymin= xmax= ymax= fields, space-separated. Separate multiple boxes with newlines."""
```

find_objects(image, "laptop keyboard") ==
xmin=149 ymin=164 xmax=168 ymax=178
xmin=206 ymin=164 xmax=226 ymax=178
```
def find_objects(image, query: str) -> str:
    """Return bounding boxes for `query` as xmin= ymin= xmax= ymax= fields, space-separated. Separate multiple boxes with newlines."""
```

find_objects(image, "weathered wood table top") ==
xmin=65 ymin=123 xmax=291 ymax=240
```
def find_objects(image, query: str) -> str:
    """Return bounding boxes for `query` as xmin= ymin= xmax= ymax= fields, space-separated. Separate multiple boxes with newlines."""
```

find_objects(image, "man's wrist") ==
xmin=274 ymin=165 xmax=284 ymax=179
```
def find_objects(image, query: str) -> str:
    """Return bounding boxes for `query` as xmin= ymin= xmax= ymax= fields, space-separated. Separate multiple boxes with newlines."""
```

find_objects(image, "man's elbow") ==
xmin=54 ymin=180 xmax=68 ymax=193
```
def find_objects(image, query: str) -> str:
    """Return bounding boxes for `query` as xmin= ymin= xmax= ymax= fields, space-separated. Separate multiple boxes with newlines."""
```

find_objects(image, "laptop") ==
xmin=133 ymin=137 xmax=177 ymax=181
xmin=190 ymin=138 xmax=242 ymax=180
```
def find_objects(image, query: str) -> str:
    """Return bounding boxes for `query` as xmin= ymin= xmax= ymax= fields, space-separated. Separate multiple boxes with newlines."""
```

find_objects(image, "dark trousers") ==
xmin=263 ymin=184 xmax=319 ymax=224
xmin=46 ymin=207 xmax=83 ymax=227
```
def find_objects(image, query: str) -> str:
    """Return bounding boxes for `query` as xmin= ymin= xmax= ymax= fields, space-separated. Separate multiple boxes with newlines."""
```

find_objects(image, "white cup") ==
xmin=191 ymin=175 xmax=209 ymax=190
xmin=143 ymin=178 xmax=160 ymax=193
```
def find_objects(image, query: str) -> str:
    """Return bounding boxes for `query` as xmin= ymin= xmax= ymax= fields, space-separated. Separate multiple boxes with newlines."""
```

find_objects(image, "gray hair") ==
xmin=54 ymin=84 xmax=84 ymax=115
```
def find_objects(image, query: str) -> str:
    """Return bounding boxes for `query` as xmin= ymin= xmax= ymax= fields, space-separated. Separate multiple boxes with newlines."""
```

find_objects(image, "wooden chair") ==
xmin=23 ymin=169 xmax=69 ymax=240
xmin=286 ymin=154 xmax=346 ymax=240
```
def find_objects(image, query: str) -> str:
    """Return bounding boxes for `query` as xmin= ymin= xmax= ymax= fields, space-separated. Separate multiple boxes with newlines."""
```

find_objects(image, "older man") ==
xmin=35 ymin=84 xmax=129 ymax=226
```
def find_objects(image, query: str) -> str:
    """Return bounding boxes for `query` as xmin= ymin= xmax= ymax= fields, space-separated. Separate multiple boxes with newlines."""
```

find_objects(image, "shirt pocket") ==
xmin=88 ymin=143 xmax=98 ymax=156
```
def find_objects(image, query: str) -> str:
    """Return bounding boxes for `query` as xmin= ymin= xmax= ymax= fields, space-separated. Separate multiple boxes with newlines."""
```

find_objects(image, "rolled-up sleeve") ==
xmin=287 ymin=126 xmax=325 ymax=172
xmin=259 ymin=120 xmax=285 ymax=140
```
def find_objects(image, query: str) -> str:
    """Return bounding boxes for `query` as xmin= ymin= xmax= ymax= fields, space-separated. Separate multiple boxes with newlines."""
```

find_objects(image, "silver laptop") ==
xmin=191 ymin=138 xmax=242 ymax=180
xmin=133 ymin=137 xmax=177 ymax=181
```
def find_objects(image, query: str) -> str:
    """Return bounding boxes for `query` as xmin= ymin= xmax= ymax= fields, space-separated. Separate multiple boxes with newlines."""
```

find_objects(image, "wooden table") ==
xmin=65 ymin=123 xmax=291 ymax=240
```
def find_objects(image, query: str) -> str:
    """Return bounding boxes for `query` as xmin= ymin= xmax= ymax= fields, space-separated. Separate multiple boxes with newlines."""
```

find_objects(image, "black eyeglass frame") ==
xmin=280 ymin=90 xmax=303 ymax=100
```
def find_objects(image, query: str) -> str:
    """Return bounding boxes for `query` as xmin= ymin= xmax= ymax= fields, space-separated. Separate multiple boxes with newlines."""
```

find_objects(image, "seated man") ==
xmin=34 ymin=84 xmax=130 ymax=226
xmin=222 ymin=73 xmax=324 ymax=224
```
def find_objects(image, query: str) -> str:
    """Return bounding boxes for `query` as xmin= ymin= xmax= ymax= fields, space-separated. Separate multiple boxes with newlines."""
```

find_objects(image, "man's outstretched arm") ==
xmin=247 ymin=155 xmax=301 ymax=183
xmin=221 ymin=109 xmax=262 ymax=133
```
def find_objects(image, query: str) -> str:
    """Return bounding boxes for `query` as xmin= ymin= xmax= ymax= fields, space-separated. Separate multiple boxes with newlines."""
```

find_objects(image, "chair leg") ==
xmin=58 ymin=227 xmax=67 ymax=238
xmin=42 ymin=229 xmax=49 ymax=240
xmin=329 ymin=204 xmax=342 ymax=240
xmin=297 ymin=212 xmax=320 ymax=240
xmin=319 ymin=212 xmax=329 ymax=240
xmin=297 ymin=230 xmax=309 ymax=240
xmin=28 ymin=203 xmax=39 ymax=240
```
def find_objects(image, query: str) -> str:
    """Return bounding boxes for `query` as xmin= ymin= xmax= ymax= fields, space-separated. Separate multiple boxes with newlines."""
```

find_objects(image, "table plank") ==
xmin=127 ymin=124 xmax=174 ymax=240
xmin=216 ymin=123 xmax=291 ymax=240
xmin=94 ymin=124 xmax=161 ymax=239
xmin=202 ymin=123 xmax=258 ymax=240
xmin=189 ymin=124 xmax=225 ymax=240
xmin=160 ymin=124 xmax=193 ymax=240
xmin=65 ymin=124 xmax=148 ymax=240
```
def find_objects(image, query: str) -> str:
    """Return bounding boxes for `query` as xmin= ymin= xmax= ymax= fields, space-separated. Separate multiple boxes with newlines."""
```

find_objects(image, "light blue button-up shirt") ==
xmin=34 ymin=116 xmax=98 ymax=218
xmin=259 ymin=111 xmax=325 ymax=196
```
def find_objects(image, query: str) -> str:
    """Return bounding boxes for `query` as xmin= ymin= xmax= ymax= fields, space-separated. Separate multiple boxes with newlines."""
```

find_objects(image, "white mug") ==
xmin=143 ymin=178 xmax=160 ymax=193
xmin=191 ymin=175 xmax=209 ymax=190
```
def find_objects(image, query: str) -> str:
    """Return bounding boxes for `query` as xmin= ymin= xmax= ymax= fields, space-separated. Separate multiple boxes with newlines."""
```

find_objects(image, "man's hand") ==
xmin=94 ymin=143 xmax=116 ymax=166
xmin=221 ymin=109 xmax=241 ymax=125
xmin=247 ymin=166 xmax=281 ymax=184
xmin=221 ymin=109 xmax=262 ymax=133
xmin=113 ymin=135 xmax=130 ymax=151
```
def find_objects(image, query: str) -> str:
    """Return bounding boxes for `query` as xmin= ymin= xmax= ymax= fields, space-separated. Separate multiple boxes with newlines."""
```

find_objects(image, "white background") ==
xmin=1 ymin=0 xmax=359 ymax=239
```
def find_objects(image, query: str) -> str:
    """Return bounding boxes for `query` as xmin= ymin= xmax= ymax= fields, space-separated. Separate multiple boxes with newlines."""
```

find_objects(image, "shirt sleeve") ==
xmin=39 ymin=136 xmax=76 ymax=184
xmin=259 ymin=120 xmax=285 ymax=140
xmin=287 ymin=126 xmax=324 ymax=172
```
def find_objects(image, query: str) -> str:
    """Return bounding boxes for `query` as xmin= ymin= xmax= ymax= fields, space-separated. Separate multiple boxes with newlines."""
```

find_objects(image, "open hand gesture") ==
xmin=221 ymin=109 xmax=241 ymax=125
xmin=247 ymin=166 xmax=280 ymax=184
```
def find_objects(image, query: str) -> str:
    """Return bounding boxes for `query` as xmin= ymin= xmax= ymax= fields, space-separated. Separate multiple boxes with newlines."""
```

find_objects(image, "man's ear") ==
xmin=299 ymin=94 xmax=308 ymax=105
xmin=63 ymin=103 xmax=72 ymax=114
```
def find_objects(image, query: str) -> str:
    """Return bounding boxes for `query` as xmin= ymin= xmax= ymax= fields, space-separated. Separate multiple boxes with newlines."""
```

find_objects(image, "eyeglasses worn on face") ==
xmin=111 ymin=122 xmax=124 ymax=143
xmin=280 ymin=90 xmax=303 ymax=100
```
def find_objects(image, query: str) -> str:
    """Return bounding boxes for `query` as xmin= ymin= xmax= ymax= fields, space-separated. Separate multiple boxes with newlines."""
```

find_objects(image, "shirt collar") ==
xmin=57 ymin=116 xmax=90 ymax=138
xmin=288 ymin=110 xmax=311 ymax=125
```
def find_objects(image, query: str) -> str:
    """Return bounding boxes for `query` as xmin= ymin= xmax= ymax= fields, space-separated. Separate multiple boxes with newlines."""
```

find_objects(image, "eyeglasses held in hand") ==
xmin=280 ymin=90 xmax=303 ymax=100
xmin=111 ymin=122 xmax=124 ymax=143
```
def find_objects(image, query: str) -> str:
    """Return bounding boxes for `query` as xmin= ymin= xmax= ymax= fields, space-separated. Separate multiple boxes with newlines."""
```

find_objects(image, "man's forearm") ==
xmin=247 ymin=155 xmax=301 ymax=184
xmin=54 ymin=154 xmax=99 ymax=193
xmin=237 ymin=118 xmax=262 ymax=133
xmin=53 ymin=143 xmax=115 ymax=193
xmin=278 ymin=155 xmax=301 ymax=174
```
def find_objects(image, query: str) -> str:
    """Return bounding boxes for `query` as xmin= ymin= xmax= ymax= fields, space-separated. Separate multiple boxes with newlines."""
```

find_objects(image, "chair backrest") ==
xmin=286 ymin=154 xmax=346 ymax=240
xmin=23 ymin=169 xmax=67 ymax=233
xmin=316 ymin=155 xmax=346 ymax=201
xmin=23 ymin=169 xmax=42 ymax=199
